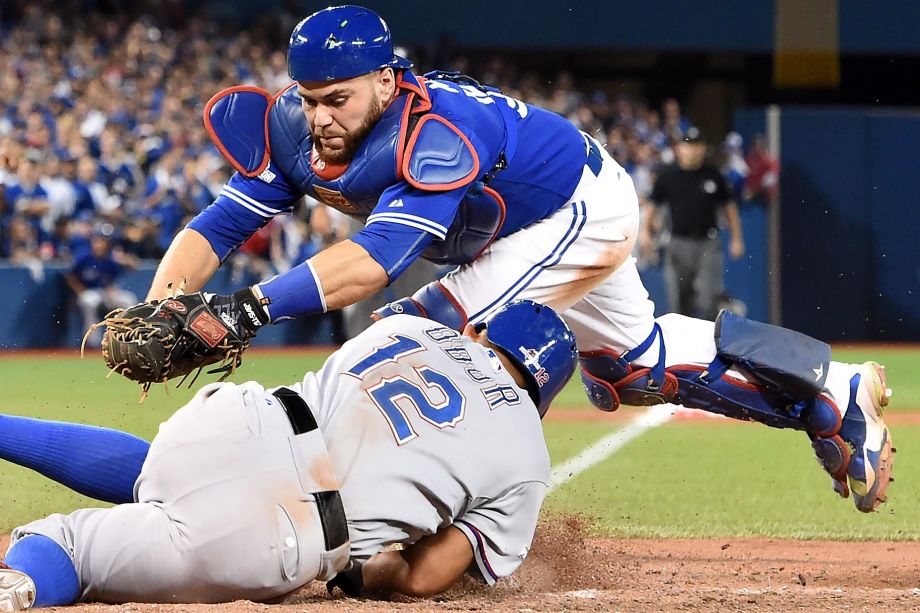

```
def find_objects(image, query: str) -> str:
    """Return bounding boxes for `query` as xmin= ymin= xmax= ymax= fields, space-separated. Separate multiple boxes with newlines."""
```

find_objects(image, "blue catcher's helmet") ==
xmin=479 ymin=300 xmax=578 ymax=417
xmin=288 ymin=5 xmax=412 ymax=82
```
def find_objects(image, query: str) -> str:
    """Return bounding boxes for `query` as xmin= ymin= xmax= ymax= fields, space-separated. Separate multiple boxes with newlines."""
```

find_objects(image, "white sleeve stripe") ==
xmin=222 ymin=185 xmax=285 ymax=215
xmin=221 ymin=190 xmax=274 ymax=218
xmin=366 ymin=212 xmax=448 ymax=234
xmin=366 ymin=214 xmax=448 ymax=239
xmin=366 ymin=216 xmax=447 ymax=239
xmin=306 ymin=260 xmax=328 ymax=312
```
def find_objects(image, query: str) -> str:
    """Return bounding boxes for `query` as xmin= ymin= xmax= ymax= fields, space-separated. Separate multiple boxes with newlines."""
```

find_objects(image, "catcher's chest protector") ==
xmin=206 ymin=71 xmax=513 ymax=265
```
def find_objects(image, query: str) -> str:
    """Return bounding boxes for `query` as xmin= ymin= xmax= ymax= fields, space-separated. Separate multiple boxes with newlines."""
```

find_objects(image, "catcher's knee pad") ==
xmin=579 ymin=348 xmax=678 ymax=412
xmin=579 ymin=323 xmax=677 ymax=412
xmin=715 ymin=310 xmax=831 ymax=401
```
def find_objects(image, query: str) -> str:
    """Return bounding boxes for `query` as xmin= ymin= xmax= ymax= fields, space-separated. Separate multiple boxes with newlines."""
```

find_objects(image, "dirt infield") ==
xmin=5 ymin=517 xmax=919 ymax=613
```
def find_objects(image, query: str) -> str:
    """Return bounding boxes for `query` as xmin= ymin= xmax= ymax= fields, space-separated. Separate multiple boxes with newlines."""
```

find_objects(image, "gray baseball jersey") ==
xmin=288 ymin=314 xmax=550 ymax=584
xmin=9 ymin=314 xmax=548 ymax=603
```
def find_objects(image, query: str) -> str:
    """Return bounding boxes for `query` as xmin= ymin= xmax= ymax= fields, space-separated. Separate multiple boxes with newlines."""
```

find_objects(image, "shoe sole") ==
xmin=851 ymin=361 xmax=894 ymax=512
xmin=0 ymin=568 xmax=36 ymax=611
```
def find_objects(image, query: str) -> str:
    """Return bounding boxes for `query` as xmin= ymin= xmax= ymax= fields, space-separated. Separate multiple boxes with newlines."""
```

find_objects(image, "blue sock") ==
xmin=4 ymin=534 xmax=80 ymax=607
xmin=0 ymin=415 xmax=150 ymax=504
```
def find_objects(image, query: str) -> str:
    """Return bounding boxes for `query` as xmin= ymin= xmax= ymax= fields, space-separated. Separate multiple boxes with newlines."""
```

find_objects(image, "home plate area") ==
xmin=13 ymin=515 xmax=918 ymax=613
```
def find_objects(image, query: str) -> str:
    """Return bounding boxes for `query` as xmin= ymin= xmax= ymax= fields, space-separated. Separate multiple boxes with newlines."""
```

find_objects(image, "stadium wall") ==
xmin=733 ymin=106 xmax=920 ymax=342
xmin=0 ymin=265 xmax=337 ymax=349
xmin=220 ymin=1 xmax=920 ymax=53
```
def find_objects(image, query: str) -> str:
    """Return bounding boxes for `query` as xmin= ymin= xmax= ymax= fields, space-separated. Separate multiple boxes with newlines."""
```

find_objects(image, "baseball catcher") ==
xmin=87 ymin=286 xmax=268 ymax=400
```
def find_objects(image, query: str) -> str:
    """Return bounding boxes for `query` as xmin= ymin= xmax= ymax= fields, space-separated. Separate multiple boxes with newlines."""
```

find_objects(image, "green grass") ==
xmin=0 ymin=345 xmax=916 ymax=538
xmin=545 ymin=422 xmax=919 ymax=540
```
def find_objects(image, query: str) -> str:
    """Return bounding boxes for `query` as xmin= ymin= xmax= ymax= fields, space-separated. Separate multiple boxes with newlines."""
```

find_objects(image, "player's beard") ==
xmin=314 ymin=93 xmax=385 ymax=165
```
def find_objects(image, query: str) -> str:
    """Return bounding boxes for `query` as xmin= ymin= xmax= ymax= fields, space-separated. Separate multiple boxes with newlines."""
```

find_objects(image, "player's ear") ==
xmin=373 ymin=67 xmax=396 ymax=101
xmin=462 ymin=323 xmax=489 ymax=346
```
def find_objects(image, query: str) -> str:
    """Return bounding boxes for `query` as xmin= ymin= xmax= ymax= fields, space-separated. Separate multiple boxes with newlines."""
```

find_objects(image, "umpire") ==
xmin=639 ymin=127 xmax=744 ymax=319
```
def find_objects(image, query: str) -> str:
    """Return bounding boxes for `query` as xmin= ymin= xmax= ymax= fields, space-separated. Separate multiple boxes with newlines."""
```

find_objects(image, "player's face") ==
xmin=298 ymin=69 xmax=396 ymax=165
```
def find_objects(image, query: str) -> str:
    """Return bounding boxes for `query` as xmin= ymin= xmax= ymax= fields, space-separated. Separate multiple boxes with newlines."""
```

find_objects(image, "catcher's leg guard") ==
xmin=579 ymin=311 xmax=895 ymax=506
xmin=580 ymin=349 xmax=841 ymax=433
xmin=579 ymin=311 xmax=842 ymax=432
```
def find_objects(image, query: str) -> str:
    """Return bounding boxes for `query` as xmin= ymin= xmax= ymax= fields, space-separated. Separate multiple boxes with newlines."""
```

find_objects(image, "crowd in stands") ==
xmin=0 ymin=0 xmax=774 ymax=287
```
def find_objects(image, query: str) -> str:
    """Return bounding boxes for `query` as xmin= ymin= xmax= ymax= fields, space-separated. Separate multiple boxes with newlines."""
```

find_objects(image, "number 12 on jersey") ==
xmin=368 ymin=367 xmax=466 ymax=444
xmin=348 ymin=334 xmax=467 ymax=445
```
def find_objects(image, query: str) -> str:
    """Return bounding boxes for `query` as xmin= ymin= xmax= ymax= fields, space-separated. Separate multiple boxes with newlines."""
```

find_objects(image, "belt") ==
xmin=272 ymin=387 xmax=349 ymax=551
xmin=583 ymin=133 xmax=604 ymax=177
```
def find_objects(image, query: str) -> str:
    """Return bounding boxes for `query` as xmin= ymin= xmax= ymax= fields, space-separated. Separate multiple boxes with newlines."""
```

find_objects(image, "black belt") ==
xmin=272 ymin=387 xmax=349 ymax=551
xmin=584 ymin=134 xmax=604 ymax=177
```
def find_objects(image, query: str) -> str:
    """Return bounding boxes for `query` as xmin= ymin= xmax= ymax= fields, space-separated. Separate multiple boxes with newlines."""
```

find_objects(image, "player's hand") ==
xmin=729 ymin=237 xmax=745 ymax=260
xmin=204 ymin=287 xmax=270 ymax=340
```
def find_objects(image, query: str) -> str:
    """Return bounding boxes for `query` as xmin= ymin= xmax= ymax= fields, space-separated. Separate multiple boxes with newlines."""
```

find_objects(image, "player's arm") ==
xmin=146 ymin=228 xmax=220 ymax=299
xmin=303 ymin=238 xmax=390 ymax=310
xmin=357 ymin=525 xmax=474 ymax=598
xmin=250 ymin=183 xmax=464 ymax=321
xmin=147 ymin=168 xmax=299 ymax=300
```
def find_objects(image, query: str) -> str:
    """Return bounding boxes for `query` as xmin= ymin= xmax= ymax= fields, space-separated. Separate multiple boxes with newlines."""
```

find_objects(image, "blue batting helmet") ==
xmin=480 ymin=300 xmax=578 ymax=417
xmin=288 ymin=5 xmax=412 ymax=83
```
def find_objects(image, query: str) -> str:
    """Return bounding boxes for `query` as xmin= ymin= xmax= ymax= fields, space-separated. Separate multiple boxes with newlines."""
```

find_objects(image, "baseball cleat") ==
xmin=0 ymin=565 xmax=36 ymax=611
xmin=839 ymin=362 xmax=893 ymax=512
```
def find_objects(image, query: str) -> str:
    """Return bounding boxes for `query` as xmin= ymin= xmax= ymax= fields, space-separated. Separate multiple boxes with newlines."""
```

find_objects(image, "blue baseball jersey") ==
xmin=188 ymin=71 xmax=590 ymax=281
xmin=70 ymin=252 xmax=123 ymax=289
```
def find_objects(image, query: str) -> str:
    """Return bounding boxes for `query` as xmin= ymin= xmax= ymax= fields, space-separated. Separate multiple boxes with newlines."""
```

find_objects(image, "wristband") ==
xmin=326 ymin=560 xmax=365 ymax=597
xmin=256 ymin=260 xmax=327 ymax=322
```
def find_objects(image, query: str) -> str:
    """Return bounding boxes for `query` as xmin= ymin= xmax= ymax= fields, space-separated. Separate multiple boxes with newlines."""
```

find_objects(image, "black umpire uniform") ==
xmin=644 ymin=127 xmax=744 ymax=319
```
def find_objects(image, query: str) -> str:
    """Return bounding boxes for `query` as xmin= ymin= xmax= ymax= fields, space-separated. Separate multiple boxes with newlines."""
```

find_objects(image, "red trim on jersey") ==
xmin=456 ymin=520 xmax=499 ymax=583
xmin=395 ymin=93 xmax=415 ymax=182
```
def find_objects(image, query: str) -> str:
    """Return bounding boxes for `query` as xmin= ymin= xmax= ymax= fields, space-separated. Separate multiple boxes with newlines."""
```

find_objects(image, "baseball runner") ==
xmin=0 ymin=300 xmax=577 ymax=609
xmin=110 ymin=5 xmax=891 ymax=513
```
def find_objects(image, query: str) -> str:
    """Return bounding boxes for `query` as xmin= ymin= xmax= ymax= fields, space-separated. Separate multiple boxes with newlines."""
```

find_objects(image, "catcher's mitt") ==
xmin=86 ymin=287 xmax=268 ymax=401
